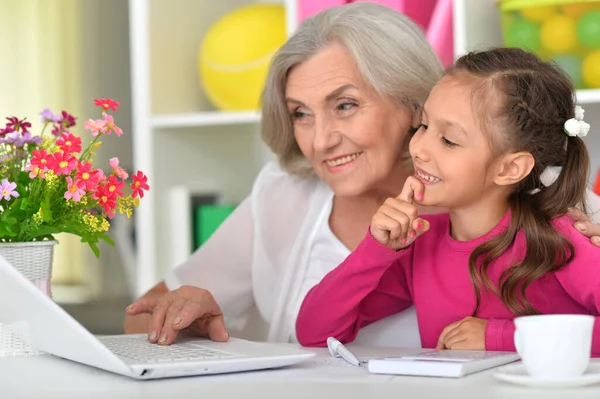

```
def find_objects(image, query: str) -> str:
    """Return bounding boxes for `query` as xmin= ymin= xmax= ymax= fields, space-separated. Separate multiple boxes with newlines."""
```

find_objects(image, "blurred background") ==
xmin=1 ymin=0 xmax=599 ymax=335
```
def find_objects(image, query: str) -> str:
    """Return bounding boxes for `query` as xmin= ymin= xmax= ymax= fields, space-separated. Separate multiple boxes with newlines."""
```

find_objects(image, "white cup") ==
xmin=514 ymin=314 xmax=594 ymax=379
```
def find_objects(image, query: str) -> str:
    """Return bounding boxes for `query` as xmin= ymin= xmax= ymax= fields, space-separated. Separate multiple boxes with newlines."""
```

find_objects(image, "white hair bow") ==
xmin=564 ymin=105 xmax=590 ymax=138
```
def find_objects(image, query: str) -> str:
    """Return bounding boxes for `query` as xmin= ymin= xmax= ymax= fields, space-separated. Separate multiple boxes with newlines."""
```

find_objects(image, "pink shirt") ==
xmin=296 ymin=212 xmax=600 ymax=354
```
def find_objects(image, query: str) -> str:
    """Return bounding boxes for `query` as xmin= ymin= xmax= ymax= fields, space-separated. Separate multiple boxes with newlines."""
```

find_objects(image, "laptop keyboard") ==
xmin=100 ymin=336 xmax=240 ymax=363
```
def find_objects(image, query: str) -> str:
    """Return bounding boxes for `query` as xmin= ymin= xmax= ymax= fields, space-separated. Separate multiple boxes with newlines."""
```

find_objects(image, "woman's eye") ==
xmin=291 ymin=111 xmax=308 ymax=120
xmin=337 ymin=102 xmax=357 ymax=111
xmin=419 ymin=123 xmax=428 ymax=131
xmin=442 ymin=136 xmax=457 ymax=148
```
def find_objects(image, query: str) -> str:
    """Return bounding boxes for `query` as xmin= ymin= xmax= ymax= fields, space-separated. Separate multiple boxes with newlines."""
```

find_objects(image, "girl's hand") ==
xmin=370 ymin=176 xmax=430 ymax=250
xmin=568 ymin=208 xmax=600 ymax=247
xmin=436 ymin=316 xmax=488 ymax=350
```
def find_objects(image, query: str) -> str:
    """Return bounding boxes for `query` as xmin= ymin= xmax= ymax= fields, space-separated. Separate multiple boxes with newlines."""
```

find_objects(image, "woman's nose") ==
xmin=313 ymin=116 xmax=342 ymax=152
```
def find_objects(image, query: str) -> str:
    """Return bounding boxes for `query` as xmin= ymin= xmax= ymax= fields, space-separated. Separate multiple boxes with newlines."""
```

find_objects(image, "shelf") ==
xmin=152 ymin=111 xmax=261 ymax=128
xmin=576 ymin=89 xmax=600 ymax=105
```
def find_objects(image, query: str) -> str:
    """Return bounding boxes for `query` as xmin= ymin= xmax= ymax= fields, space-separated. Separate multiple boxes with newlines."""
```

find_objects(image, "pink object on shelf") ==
xmin=298 ymin=0 xmax=347 ymax=21
xmin=296 ymin=0 xmax=453 ymax=67
xmin=426 ymin=0 xmax=454 ymax=67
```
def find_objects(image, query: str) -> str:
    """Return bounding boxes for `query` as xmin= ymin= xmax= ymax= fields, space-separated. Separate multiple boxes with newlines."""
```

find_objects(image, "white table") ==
xmin=1 ymin=345 xmax=599 ymax=399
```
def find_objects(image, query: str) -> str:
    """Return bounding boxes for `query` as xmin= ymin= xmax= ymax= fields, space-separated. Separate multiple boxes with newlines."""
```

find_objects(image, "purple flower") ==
xmin=0 ymin=132 xmax=18 ymax=145
xmin=0 ymin=131 xmax=41 ymax=147
xmin=15 ymin=131 xmax=42 ymax=147
xmin=40 ymin=108 xmax=61 ymax=124
xmin=0 ymin=179 xmax=19 ymax=201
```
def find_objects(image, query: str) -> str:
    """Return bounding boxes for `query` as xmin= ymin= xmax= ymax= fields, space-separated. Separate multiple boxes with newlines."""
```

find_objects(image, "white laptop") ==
xmin=0 ymin=254 xmax=314 ymax=379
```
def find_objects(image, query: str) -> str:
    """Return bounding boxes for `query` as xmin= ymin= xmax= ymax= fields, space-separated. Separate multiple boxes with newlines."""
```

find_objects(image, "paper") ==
xmin=201 ymin=353 xmax=394 ymax=382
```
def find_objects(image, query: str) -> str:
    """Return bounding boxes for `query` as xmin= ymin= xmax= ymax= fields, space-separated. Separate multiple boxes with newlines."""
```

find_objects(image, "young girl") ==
xmin=295 ymin=48 xmax=600 ymax=353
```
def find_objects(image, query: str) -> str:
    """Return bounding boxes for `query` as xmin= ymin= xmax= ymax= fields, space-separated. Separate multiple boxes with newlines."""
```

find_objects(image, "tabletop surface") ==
xmin=2 ymin=344 xmax=600 ymax=399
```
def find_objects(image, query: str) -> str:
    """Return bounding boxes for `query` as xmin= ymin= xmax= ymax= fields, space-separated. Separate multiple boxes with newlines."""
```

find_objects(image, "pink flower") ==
xmin=105 ymin=175 xmax=125 ymax=197
xmin=0 ymin=179 xmax=19 ymax=200
xmin=94 ymin=98 xmax=120 ymax=112
xmin=25 ymin=164 xmax=46 ymax=179
xmin=30 ymin=149 xmax=51 ymax=173
xmin=109 ymin=157 xmax=128 ymax=179
xmin=48 ymin=151 xmax=77 ymax=176
xmin=56 ymin=132 xmax=82 ymax=155
xmin=75 ymin=161 xmax=101 ymax=192
xmin=94 ymin=185 xmax=117 ymax=218
xmin=102 ymin=113 xmax=123 ymax=136
xmin=131 ymin=171 xmax=149 ymax=198
xmin=84 ymin=119 xmax=107 ymax=136
xmin=64 ymin=177 xmax=85 ymax=202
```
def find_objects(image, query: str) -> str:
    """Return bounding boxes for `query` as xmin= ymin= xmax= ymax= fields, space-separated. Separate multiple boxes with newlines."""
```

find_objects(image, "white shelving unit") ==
xmin=128 ymin=0 xmax=297 ymax=297
xmin=453 ymin=0 xmax=600 ymax=185
xmin=128 ymin=0 xmax=600 ymax=297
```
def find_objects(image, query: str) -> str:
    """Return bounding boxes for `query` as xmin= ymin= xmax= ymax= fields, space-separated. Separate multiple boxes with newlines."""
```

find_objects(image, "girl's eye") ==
xmin=419 ymin=123 xmax=428 ymax=131
xmin=442 ymin=136 xmax=457 ymax=148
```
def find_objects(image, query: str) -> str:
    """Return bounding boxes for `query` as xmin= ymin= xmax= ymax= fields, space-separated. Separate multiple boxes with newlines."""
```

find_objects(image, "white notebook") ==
xmin=368 ymin=350 xmax=520 ymax=378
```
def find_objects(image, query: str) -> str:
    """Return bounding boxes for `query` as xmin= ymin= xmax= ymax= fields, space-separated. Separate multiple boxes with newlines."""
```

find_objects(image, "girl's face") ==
xmin=409 ymin=76 xmax=501 ymax=210
xmin=286 ymin=43 xmax=417 ymax=198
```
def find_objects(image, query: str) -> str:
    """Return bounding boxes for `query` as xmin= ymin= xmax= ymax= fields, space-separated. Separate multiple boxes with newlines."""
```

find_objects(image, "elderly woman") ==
xmin=125 ymin=2 xmax=600 ymax=347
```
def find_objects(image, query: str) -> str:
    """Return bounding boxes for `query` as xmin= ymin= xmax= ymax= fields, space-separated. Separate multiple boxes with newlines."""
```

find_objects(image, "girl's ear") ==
xmin=494 ymin=151 xmax=535 ymax=187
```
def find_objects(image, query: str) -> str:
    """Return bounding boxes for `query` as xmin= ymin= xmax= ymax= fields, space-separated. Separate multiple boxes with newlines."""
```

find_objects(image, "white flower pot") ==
xmin=0 ymin=240 xmax=58 ymax=357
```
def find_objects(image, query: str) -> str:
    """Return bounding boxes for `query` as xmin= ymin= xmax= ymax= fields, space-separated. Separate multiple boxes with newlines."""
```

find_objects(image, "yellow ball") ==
xmin=582 ymin=50 xmax=600 ymax=88
xmin=541 ymin=15 xmax=577 ymax=53
xmin=198 ymin=4 xmax=286 ymax=111
xmin=521 ymin=5 xmax=557 ymax=22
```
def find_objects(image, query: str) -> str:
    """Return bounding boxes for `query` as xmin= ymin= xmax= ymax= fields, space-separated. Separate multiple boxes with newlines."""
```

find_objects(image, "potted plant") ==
xmin=0 ymin=98 xmax=149 ymax=297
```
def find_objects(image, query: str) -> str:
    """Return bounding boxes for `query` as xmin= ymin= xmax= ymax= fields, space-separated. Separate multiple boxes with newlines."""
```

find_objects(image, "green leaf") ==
xmin=98 ymin=233 xmax=115 ymax=246
xmin=28 ymin=225 xmax=63 ymax=238
xmin=19 ymin=198 xmax=28 ymax=210
xmin=41 ymin=200 xmax=52 ymax=223
xmin=1 ymin=211 xmax=17 ymax=226
xmin=0 ymin=223 xmax=17 ymax=237
xmin=87 ymin=241 xmax=100 ymax=257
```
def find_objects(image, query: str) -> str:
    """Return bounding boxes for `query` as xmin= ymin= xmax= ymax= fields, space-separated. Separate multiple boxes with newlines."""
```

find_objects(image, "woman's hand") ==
xmin=436 ymin=317 xmax=488 ymax=350
xmin=370 ymin=176 xmax=430 ymax=250
xmin=569 ymin=208 xmax=600 ymax=247
xmin=125 ymin=285 xmax=230 ymax=345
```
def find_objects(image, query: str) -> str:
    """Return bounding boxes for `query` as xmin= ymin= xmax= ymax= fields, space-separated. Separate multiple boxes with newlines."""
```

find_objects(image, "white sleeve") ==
xmin=587 ymin=188 xmax=600 ymax=224
xmin=164 ymin=196 xmax=254 ymax=330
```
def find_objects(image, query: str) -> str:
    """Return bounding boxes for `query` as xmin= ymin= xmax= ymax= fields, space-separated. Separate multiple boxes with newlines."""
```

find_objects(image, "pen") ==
xmin=327 ymin=336 xmax=362 ymax=367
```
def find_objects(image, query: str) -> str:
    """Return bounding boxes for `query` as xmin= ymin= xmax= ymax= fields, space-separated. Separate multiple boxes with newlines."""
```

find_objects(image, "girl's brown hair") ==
xmin=447 ymin=48 xmax=590 ymax=316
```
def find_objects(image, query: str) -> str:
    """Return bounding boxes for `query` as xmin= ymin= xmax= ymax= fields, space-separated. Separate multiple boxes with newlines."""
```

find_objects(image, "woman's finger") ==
xmin=147 ymin=297 xmax=173 ymax=343
xmin=126 ymin=297 xmax=158 ymax=315
xmin=156 ymin=298 xmax=186 ymax=345
xmin=567 ymin=207 xmax=590 ymax=223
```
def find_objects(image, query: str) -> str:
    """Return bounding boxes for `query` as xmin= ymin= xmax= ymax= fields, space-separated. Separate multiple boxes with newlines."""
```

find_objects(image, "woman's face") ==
xmin=286 ymin=43 xmax=417 ymax=198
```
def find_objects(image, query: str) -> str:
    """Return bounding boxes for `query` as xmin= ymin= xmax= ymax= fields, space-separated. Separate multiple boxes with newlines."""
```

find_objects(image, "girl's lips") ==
xmin=415 ymin=168 xmax=441 ymax=184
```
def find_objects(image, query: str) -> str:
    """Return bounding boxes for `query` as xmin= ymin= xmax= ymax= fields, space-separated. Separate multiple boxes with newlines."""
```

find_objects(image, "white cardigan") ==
xmin=165 ymin=162 xmax=420 ymax=346
xmin=165 ymin=162 xmax=600 ymax=345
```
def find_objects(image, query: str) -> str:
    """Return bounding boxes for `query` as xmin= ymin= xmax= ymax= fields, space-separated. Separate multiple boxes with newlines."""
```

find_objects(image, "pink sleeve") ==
xmin=485 ymin=319 xmax=516 ymax=351
xmin=295 ymin=231 xmax=414 ymax=347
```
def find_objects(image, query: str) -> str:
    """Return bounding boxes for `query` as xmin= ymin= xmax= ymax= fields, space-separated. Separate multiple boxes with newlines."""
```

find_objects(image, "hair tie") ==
xmin=564 ymin=105 xmax=590 ymax=138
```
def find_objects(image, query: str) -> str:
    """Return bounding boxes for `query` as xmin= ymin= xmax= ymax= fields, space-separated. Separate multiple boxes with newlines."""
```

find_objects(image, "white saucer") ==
xmin=494 ymin=362 xmax=600 ymax=388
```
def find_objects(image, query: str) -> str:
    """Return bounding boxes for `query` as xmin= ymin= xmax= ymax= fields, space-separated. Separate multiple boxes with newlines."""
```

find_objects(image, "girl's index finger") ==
xmin=399 ymin=175 xmax=424 ymax=204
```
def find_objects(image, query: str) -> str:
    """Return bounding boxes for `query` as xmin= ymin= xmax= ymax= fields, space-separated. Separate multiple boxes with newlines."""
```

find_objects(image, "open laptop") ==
xmin=0 ymin=254 xmax=314 ymax=379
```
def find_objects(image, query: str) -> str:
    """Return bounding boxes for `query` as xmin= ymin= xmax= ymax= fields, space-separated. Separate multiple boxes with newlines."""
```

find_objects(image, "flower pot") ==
xmin=0 ymin=240 xmax=57 ymax=357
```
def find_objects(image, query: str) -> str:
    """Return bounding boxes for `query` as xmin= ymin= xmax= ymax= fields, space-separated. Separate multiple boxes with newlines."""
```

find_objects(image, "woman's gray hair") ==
xmin=261 ymin=2 xmax=444 ymax=177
